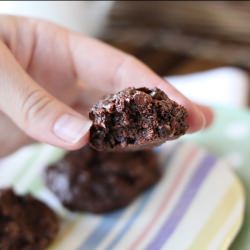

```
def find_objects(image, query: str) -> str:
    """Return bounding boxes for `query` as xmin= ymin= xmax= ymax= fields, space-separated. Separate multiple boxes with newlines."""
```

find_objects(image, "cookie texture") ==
xmin=89 ymin=87 xmax=188 ymax=151
xmin=45 ymin=145 xmax=161 ymax=213
xmin=0 ymin=188 xmax=58 ymax=250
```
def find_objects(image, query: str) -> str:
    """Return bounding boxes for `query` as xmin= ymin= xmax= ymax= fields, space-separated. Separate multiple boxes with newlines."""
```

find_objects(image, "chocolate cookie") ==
xmin=0 ymin=188 xmax=58 ymax=250
xmin=45 ymin=145 xmax=161 ymax=213
xmin=89 ymin=87 xmax=188 ymax=151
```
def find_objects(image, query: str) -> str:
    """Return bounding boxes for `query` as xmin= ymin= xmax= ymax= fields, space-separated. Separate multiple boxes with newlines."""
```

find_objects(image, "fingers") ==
xmin=0 ymin=111 xmax=33 ymax=157
xmin=68 ymin=34 xmax=213 ymax=132
xmin=115 ymin=57 xmax=212 ymax=132
xmin=0 ymin=41 xmax=91 ymax=150
xmin=196 ymin=104 xmax=214 ymax=129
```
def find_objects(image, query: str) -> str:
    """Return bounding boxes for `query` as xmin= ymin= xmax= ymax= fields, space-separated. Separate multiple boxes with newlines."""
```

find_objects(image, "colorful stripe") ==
xmin=187 ymin=182 xmax=242 ymax=250
xmin=207 ymin=198 xmax=244 ymax=250
xmin=0 ymin=142 xmax=244 ymax=250
xmin=78 ymin=209 xmax=123 ymax=250
xmin=12 ymin=146 xmax=42 ymax=185
xmin=146 ymin=154 xmax=217 ymax=250
xmin=102 ymin=143 xmax=183 ymax=250
xmin=129 ymin=146 xmax=198 ymax=250
xmin=104 ymin=188 xmax=154 ymax=250
xmin=48 ymin=221 xmax=78 ymax=250
xmin=78 ymin=144 xmax=178 ymax=250
xmin=217 ymin=216 xmax=243 ymax=250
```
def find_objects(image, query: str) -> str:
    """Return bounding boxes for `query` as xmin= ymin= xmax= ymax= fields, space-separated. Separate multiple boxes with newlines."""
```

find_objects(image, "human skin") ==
xmin=0 ymin=15 xmax=213 ymax=157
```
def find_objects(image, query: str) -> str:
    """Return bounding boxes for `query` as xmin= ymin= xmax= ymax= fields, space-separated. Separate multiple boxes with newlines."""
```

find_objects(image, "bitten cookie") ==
xmin=89 ymin=87 xmax=188 ymax=151
xmin=0 ymin=188 xmax=58 ymax=250
xmin=45 ymin=145 xmax=161 ymax=214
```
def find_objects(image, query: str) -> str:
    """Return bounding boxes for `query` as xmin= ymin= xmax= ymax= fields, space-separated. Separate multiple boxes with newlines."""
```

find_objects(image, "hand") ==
xmin=0 ymin=15 xmax=213 ymax=157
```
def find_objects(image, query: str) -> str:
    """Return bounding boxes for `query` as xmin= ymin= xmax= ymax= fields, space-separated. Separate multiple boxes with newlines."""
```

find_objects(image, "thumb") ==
xmin=0 ymin=42 xmax=91 ymax=150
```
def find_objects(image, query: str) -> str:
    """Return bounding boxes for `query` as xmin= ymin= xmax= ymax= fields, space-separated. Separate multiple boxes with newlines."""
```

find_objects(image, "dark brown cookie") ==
xmin=89 ymin=87 xmax=188 ymax=151
xmin=0 ymin=188 xmax=58 ymax=250
xmin=45 ymin=145 xmax=161 ymax=214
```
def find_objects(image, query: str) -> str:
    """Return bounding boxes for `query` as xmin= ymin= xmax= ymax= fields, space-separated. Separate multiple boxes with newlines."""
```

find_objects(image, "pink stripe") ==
xmin=128 ymin=146 xmax=198 ymax=250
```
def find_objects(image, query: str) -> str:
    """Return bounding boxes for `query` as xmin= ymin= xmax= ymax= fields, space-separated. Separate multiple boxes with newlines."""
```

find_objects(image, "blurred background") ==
xmin=1 ymin=0 xmax=250 ymax=163
xmin=1 ymin=1 xmax=250 ymax=108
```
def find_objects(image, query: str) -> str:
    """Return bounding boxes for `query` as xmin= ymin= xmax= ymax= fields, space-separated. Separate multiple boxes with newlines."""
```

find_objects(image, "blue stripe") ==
xmin=105 ymin=189 xmax=154 ymax=250
xmin=78 ymin=142 xmax=181 ymax=250
xmin=101 ymin=143 xmax=181 ymax=250
xmin=78 ymin=209 xmax=123 ymax=250
xmin=145 ymin=154 xmax=217 ymax=250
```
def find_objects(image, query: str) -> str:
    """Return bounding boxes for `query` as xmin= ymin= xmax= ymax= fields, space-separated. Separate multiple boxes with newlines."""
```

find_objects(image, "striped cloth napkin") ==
xmin=0 ymin=140 xmax=244 ymax=250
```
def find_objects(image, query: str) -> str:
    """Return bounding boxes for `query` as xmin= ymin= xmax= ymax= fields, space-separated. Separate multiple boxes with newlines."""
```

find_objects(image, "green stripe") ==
xmin=28 ymin=148 xmax=65 ymax=193
xmin=12 ymin=145 xmax=43 ymax=185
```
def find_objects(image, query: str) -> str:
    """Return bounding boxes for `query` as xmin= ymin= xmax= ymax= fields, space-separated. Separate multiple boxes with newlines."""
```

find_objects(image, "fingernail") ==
xmin=199 ymin=110 xmax=206 ymax=130
xmin=187 ymin=106 xmax=206 ymax=133
xmin=53 ymin=114 xmax=92 ymax=143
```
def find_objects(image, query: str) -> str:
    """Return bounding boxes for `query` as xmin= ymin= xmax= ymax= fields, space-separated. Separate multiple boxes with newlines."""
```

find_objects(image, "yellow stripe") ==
xmin=188 ymin=181 xmax=242 ymax=250
xmin=217 ymin=216 xmax=243 ymax=250
xmin=48 ymin=220 xmax=79 ymax=250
